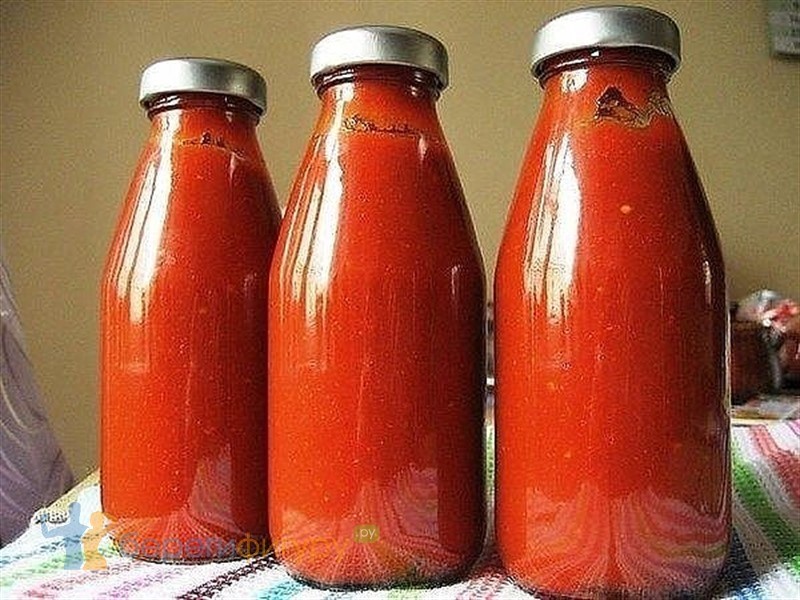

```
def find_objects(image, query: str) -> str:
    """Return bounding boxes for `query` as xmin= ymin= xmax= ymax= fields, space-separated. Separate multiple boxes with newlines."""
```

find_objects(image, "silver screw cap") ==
xmin=530 ymin=5 xmax=681 ymax=79
xmin=310 ymin=25 xmax=449 ymax=89
xmin=139 ymin=57 xmax=267 ymax=114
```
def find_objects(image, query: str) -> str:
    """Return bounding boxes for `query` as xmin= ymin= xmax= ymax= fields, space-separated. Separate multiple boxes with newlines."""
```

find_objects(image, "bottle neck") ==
xmin=143 ymin=93 xmax=262 ymax=149
xmin=537 ymin=48 xmax=674 ymax=128
xmin=145 ymin=93 xmax=261 ymax=120
xmin=312 ymin=65 xmax=443 ymax=136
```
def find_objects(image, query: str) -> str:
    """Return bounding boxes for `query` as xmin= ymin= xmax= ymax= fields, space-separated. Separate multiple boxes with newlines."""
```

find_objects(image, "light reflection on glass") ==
xmin=562 ymin=69 xmax=588 ymax=93
xmin=116 ymin=163 xmax=155 ymax=303
xmin=525 ymin=138 xmax=582 ymax=323
xmin=121 ymin=114 xmax=178 ymax=323
xmin=302 ymin=95 xmax=347 ymax=333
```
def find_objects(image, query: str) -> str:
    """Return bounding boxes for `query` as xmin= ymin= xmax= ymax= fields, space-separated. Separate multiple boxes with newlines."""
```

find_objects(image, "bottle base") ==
xmin=283 ymin=565 xmax=473 ymax=591
xmin=108 ymin=524 xmax=269 ymax=564
xmin=508 ymin=574 xmax=722 ymax=600
xmin=114 ymin=542 xmax=244 ymax=565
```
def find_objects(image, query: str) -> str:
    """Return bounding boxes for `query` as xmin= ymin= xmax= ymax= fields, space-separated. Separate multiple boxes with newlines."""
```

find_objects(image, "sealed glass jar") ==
xmin=495 ymin=7 xmax=730 ymax=597
xmin=101 ymin=58 xmax=281 ymax=562
xmin=268 ymin=26 xmax=486 ymax=588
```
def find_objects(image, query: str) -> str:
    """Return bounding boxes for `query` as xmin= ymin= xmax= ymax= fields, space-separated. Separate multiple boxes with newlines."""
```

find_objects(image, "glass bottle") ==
xmin=495 ymin=7 xmax=730 ymax=597
xmin=101 ymin=58 xmax=281 ymax=562
xmin=268 ymin=26 xmax=485 ymax=588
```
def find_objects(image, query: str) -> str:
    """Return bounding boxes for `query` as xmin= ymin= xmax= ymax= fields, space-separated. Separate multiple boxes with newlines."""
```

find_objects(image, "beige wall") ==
xmin=1 ymin=0 xmax=798 ymax=476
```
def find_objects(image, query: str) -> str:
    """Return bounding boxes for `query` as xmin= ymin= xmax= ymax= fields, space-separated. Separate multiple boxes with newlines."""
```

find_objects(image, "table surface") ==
xmin=1 ymin=420 xmax=798 ymax=599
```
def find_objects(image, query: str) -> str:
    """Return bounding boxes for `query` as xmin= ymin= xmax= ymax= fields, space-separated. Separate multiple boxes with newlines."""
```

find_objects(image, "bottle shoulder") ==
xmin=272 ymin=126 xmax=483 ymax=286
xmin=498 ymin=84 xmax=722 ymax=286
xmin=102 ymin=131 xmax=280 ymax=294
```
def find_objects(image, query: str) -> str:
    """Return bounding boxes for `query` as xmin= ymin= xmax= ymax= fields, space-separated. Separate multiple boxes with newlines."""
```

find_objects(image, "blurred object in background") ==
xmin=0 ymin=251 xmax=73 ymax=546
xmin=731 ymin=393 xmax=800 ymax=424
xmin=731 ymin=320 xmax=776 ymax=403
xmin=779 ymin=314 xmax=800 ymax=386
xmin=731 ymin=290 xmax=800 ymax=402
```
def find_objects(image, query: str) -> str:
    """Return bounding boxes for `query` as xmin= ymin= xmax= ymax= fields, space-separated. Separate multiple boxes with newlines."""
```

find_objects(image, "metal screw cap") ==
xmin=310 ymin=25 xmax=449 ymax=89
xmin=531 ymin=6 xmax=681 ymax=78
xmin=139 ymin=57 xmax=267 ymax=113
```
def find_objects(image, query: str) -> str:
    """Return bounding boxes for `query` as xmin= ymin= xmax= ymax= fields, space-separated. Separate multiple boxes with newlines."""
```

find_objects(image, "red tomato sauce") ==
xmin=101 ymin=95 xmax=281 ymax=561
xmin=268 ymin=67 xmax=486 ymax=587
xmin=495 ymin=50 xmax=730 ymax=596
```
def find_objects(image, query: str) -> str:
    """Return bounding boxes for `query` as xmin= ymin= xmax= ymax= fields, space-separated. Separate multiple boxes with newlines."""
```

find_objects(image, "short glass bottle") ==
xmin=101 ymin=58 xmax=281 ymax=562
xmin=495 ymin=7 xmax=730 ymax=597
xmin=268 ymin=27 xmax=486 ymax=589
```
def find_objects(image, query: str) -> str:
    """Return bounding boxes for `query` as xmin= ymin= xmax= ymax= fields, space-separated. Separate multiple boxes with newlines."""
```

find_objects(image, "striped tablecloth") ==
xmin=1 ymin=421 xmax=798 ymax=599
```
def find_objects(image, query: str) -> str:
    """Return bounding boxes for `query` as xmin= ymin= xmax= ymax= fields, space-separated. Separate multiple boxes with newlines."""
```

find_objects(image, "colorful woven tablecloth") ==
xmin=1 ymin=421 xmax=798 ymax=599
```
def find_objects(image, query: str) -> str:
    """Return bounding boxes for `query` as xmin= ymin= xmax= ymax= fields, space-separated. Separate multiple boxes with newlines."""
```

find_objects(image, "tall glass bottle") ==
xmin=495 ymin=7 xmax=730 ymax=597
xmin=268 ymin=26 xmax=485 ymax=588
xmin=101 ymin=58 xmax=281 ymax=562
